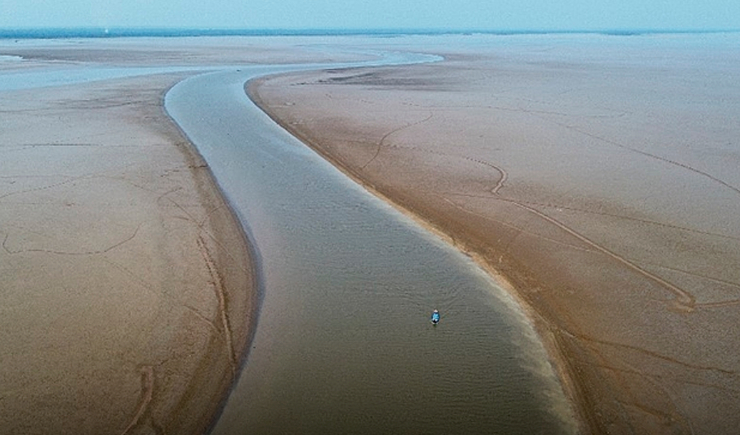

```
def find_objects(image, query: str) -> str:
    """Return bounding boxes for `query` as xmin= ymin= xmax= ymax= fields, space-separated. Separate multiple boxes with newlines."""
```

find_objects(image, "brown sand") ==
xmin=249 ymin=37 xmax=740 ymax=434
xmin=0 ymin=71 xmax=258 ymax=434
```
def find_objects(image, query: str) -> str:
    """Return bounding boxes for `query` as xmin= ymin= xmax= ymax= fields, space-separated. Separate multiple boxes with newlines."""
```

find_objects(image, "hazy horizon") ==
xmin=2 ymin=0 xmax=739 ymax=33
xmin=1 ymin=27 xmax=739 ymax=39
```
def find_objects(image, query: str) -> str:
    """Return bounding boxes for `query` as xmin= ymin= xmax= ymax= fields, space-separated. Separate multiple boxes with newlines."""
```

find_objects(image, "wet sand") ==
xmin=249 ymin=34 xmax=740 ymax=434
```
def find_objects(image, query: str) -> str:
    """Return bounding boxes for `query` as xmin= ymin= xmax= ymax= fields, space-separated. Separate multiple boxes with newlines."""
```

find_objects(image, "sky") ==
xmin=1 ymin=0 xmax=739 ymax=31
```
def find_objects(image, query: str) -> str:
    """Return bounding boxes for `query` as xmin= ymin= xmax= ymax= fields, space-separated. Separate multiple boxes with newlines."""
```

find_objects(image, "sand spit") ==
xmin=249 ymin=35 xmax=740 ymax=434
xmin=0 ymin=72 xmax=256 ymax=434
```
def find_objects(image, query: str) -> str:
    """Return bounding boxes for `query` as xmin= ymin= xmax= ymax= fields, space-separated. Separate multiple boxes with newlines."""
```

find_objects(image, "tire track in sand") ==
xmin=376 ymin=137 xmax=697 ymax=311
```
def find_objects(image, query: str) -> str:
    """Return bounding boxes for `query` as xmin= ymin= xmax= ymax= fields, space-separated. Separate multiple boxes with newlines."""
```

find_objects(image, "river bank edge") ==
xmin=246 ymin=76 xmax=591 ymax=434
xmin=159 ymin=77 xmax=266 ymax=435
xmin=0 ymin=68 xmax=260 ymax=434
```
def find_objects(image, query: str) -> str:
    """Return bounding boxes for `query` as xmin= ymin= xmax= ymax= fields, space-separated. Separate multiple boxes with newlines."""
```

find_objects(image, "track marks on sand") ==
xmin=120 ymin=365 xmax=155 ymax=435
xmin=532 ymin=112 xmax=740 ymax=197
xmin=360 ymin=112 xmax=434 ymax=170
xmin=197 ymin=234 xmax=238 ymax=377
xmin=369 ymin=125 xmax=699 ymax=311
xmin=1 ymin=224 xmax=142 ymax=256
xmin=158 ymin=187 xmax=244 ymax=377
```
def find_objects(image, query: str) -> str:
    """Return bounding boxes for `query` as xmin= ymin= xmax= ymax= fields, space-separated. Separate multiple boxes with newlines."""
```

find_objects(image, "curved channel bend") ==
xmin=165 ymin=54 xmax=578 ymax=435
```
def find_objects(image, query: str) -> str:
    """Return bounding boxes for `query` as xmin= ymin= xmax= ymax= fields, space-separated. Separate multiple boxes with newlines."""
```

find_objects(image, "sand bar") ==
xmin=249 ymin=33 xmax=740 ymax=434
xmin=0 ymin=71 xmax=258 ymax=433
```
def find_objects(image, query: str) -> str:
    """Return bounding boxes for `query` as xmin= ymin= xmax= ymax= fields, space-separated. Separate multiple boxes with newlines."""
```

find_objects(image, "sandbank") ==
xmin=0 ymin=70 xmax=260 ymax=434
xmin=0 ymin=36 xmax=346 ymax=434
xmin=248 ymin=34 xmax=740 ymax=434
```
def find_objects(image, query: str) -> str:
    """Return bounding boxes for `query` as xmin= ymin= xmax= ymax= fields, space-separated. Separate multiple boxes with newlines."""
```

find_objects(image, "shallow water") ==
xmin=166 ymin=61 xmax=577 ymax=434
xmin=0 ymin=65 xmax=212 ymax=91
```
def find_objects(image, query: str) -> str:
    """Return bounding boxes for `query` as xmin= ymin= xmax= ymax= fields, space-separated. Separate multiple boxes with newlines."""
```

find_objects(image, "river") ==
xmin=165 ymin=57 xmax=577 ymax=434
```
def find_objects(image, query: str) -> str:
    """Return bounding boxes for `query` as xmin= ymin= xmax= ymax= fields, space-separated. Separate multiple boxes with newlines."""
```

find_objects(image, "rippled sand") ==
xmin=250 ymin=33 xmax=740 ymax=434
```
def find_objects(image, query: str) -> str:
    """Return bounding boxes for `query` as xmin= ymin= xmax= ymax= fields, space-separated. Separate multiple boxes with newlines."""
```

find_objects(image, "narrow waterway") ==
xmin=166 ymin=60 xmax=577 ymax=434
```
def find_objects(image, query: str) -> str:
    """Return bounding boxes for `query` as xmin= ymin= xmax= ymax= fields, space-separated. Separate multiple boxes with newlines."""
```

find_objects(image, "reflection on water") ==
xmin=166 ymin=65 xmax=577 ymax=434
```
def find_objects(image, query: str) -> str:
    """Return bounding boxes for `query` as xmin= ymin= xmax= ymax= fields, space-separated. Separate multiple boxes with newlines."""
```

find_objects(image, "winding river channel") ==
xmin=165 ymin=55 xmax=577 ymax=434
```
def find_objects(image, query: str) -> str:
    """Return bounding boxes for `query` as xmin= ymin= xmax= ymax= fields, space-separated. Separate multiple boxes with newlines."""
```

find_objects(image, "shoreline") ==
xmin=161 ymin=78 xmax=268 ymax=434
xmin=246 ymin=77 xmax=589 ymax=432
xmin=0 ymin=71 xmax=258 ymax=434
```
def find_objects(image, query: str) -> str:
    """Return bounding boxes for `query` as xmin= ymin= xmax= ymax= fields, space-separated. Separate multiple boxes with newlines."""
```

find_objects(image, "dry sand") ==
xmin=0 ymin=51 xmax=263 ymax=434
xmin=249 ymin=35 xmax=740 ymax=434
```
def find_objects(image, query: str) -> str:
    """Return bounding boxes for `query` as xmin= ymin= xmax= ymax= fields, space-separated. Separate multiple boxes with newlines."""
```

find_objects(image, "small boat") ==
xmin=431 ymin=309 xmax=440 ymax=325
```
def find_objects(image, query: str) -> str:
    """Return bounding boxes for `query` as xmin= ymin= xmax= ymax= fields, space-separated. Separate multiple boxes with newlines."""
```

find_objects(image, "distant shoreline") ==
xmin=2 ymin=27 xmax=739 ymax=40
